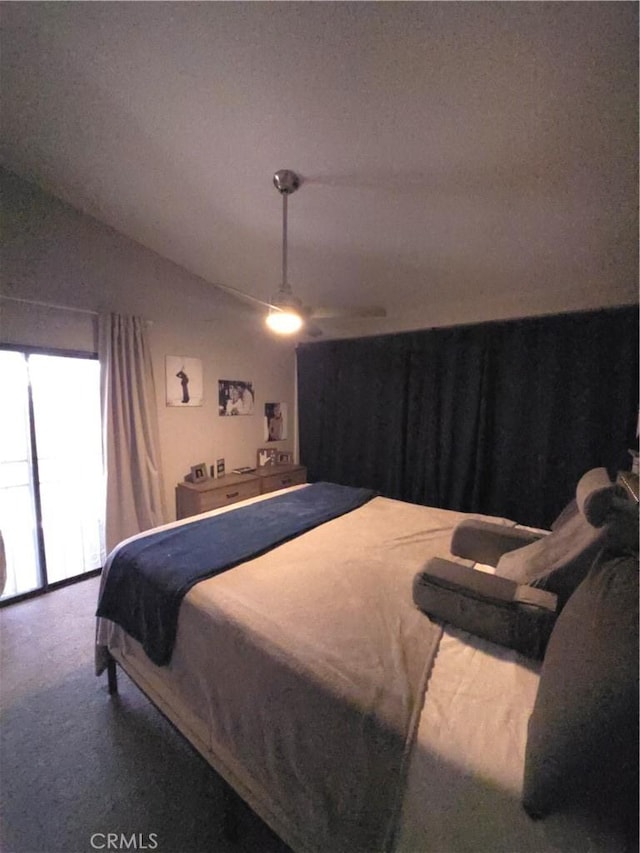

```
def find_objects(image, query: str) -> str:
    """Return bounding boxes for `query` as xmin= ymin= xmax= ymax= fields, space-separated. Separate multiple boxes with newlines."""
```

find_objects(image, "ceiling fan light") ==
xmin=265 ymin=308 xmax=303 ymax=335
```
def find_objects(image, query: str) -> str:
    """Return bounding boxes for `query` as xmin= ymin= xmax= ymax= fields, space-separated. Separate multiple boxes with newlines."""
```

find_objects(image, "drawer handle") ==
xmin=226 ymin=491 xmax=240 ymax=499
xmin=281 ymin=478 xmax=292 ymax=485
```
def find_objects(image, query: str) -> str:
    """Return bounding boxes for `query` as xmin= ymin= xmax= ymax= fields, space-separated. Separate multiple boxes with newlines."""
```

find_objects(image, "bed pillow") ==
xmin=549 ymin=498 xmax=578 ymax=531
xmin=495 ymin=468 xmax=625 ymax=606
xmin=450 ymin=519 xmax=543 ymax=567
xmin=413 ymin=557 xmax=558 ymax=660
xmin=495 ymin=510 xmax=606 ymax=606
xmin=522 ymin=552 xmax=639 ymax=843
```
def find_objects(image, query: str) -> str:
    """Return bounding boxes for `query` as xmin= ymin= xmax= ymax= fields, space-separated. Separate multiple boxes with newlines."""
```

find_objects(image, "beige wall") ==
xmin=1 ymin=168 xmax=297 ymax=521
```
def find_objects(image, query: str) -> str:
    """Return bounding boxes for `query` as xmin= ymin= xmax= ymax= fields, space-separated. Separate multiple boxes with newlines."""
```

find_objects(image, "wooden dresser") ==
xmin=176 ymin=463 xmax=307 ymax=519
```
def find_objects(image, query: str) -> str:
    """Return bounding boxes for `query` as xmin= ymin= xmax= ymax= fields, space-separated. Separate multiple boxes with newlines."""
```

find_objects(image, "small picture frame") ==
xmin=190 ymin=463 xmax=208 ymax=483
xmin=277 ymin=451 xmax=293 ymax=465
xmin=257 ymin=447 xmax=279 ymax=468
xmin=216 ymin=457 xmax=226 ymax=478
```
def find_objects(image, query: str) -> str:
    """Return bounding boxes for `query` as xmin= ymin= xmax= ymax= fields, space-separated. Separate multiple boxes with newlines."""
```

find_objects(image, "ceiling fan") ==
xmin=212 ymin=169 xmax=387 ymax=337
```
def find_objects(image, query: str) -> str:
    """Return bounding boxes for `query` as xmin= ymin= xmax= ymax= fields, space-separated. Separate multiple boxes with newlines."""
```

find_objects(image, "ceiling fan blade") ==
xmin=210 ymin=280 xmax=279 ymax=312
xmin=309 ymin=306 xmax=387 ymax=320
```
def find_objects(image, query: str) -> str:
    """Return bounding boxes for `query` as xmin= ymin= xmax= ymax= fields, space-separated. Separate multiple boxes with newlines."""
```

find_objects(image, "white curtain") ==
xmin=99 ymin=313 xmax=166 ymax=553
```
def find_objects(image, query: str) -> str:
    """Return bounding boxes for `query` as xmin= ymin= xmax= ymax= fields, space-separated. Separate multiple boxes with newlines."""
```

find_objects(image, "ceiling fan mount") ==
xmin=272 ymin=169 xmax=301 ymax=196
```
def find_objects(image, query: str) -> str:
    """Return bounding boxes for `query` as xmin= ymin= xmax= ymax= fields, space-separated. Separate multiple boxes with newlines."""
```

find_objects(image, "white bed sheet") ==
xmin=398 ymin=626 xmax=625 ymax=853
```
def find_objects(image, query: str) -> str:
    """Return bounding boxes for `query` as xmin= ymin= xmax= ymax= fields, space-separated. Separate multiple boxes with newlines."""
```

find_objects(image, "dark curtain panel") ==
xmin=296 ymin=335 xmax=410 ymax=498
xmin=297 ymin=306 xmax=638 ymax=529
xmin=401 ymin=324 xmax=492 ymax=512
xmin=477 ymin=309 xmax=639 ymax=525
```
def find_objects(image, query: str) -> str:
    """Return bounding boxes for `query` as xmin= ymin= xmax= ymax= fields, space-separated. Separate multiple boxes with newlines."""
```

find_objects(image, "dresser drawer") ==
xmin=197 ymin=479 xmax=261 ymax=513
xmin=260 ymin=467 xmax=307 ymax=494
xmin=176 ymin=474 xmax=261 ymax=519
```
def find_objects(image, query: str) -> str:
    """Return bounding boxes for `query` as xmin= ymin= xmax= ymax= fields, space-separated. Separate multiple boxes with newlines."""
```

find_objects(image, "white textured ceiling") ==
xmin=1 ymin=2 xmax=637 ymax=338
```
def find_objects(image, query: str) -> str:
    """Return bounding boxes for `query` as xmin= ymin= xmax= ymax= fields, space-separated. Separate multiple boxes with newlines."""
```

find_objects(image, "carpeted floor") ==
xmin=0 ymin=576 xmax=291 ymax=853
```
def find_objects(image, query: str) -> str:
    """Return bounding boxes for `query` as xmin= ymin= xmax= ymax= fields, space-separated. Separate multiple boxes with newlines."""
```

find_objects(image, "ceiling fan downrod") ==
xmin=273 ymin=170 xmax=301 ymax=297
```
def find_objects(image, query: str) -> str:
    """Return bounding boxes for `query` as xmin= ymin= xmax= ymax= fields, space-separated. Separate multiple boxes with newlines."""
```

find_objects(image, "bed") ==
xmin=95 ymin=481 xmax=636 ymax=853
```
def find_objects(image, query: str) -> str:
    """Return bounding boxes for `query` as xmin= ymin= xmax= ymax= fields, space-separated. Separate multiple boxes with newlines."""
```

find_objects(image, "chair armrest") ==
xmin=414 ymin=557 xmax=558 ymax=660
xmin=451 ymin=519 xmax=544 ymax=566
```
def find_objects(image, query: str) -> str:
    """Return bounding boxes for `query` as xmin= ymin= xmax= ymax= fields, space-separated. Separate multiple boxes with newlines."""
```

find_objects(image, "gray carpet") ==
xmin=0 ymin=576 xmax=291 ymax=853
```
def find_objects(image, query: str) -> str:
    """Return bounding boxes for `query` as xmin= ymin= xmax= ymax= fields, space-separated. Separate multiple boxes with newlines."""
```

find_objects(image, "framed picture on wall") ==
xmin=166 ymin=356 xmax=203 ymax=407
xmin=264 ymin=402 xmax=287 ymax=441
xmin=218 ymin=380 xmax=255 ymax=416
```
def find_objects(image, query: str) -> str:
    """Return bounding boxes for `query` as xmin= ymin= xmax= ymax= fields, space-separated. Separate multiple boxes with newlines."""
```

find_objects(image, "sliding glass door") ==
xmin=0 ymin=348 xmax=105 ymax=601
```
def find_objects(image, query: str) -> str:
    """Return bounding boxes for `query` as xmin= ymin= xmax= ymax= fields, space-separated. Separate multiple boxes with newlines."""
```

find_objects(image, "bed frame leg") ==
xmin=222 ymin=782 xmax=240 ymax=842
xmin=107 ymin=656 xmax=118 ymax=694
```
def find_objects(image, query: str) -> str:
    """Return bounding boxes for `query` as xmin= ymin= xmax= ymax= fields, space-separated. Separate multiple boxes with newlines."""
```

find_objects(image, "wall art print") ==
xmin=264 ymin=402 xmax=287 ymax=441
xmin=218 ymin=380 xmax=255 ymax=416
xmin=166 ymin=356 xmax=203 ymax=407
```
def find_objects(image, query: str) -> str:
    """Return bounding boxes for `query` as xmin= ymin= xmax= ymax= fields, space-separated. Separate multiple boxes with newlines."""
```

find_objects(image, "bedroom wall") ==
xmin=0 ymin=167 xmax=297 ymax=522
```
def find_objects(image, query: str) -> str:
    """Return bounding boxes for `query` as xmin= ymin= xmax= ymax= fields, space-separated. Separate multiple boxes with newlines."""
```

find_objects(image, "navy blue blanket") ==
xmin=97 ymin=482 xmax=374 ymax=666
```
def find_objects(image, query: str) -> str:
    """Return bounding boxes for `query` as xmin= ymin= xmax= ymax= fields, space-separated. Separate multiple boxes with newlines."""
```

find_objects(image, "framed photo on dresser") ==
xmin=257 ymin=448 xmax=279 ymax=468
xmin=189 ymin=463 xmax=208 ymax=483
